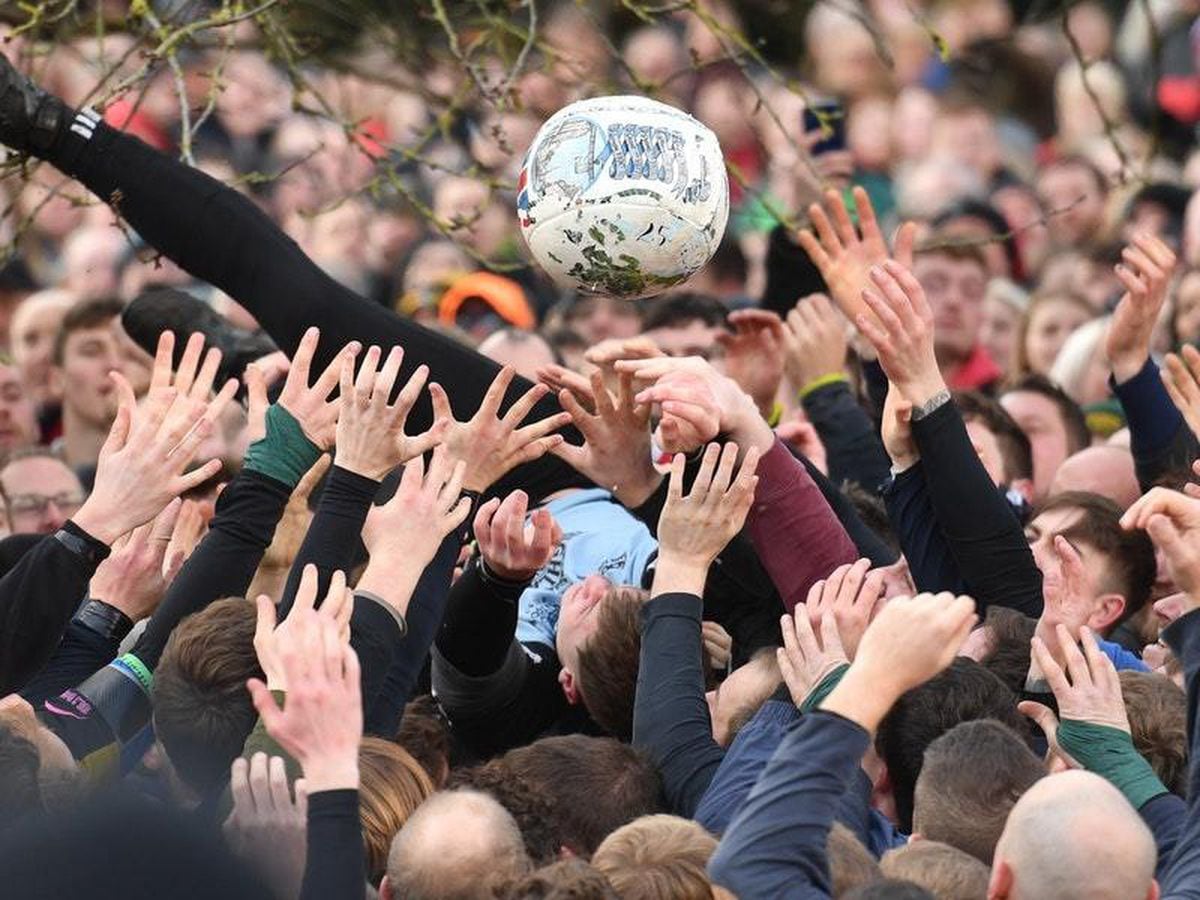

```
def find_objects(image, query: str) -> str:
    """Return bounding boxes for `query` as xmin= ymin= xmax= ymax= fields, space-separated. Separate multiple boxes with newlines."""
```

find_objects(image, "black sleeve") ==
xmin=19 ymin=619 xmax=121 ymax=706
xmin=299 ymin=789 xmax=365 ymax=900
xmin=278 ymin=465 xmax=377 ymax=617
xmin=435 ymin=556 xmax=527 ymax=677
xmin=132 ymin=469 xmax=292 ymax=670
xmin=881 ymin=464 xmax=968 ymax=596
xmin=799 ymin=451 xmax=896 ymax=567
xmin=910 ymin=400 xmax=1043 ymax=618
xmin=364 ymin=534 xmax=461 ymax=737
xmin=0 ymin=522 xmax=108 ymax=695
xmin=350 ymin=595 xmax=404 ymax=721
xmin=801 ymin=381 xmax=891 ymax=492
xmin=761 ymin=225 xmax=827 ymax=317
xmin=634 ymin=592 xmax=726 ymax=817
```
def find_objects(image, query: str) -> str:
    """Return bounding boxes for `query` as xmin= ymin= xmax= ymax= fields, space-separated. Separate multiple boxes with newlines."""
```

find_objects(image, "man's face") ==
xmin=1037 ymin=165 xmax=1106 ymax=247
xmin=1001 ymin=390 xmax=1072 ymax=500
xmin=1025 ymin=506 xmax=1119 ymax=631
xmin=0 ymin=456 xmax=85 ymax=534
xmin=965 ymin=418 xmax=1006 ymax=486
xmin=566 ymin=297 xmax=642 ymax=345
xmin=10 ymin=299 xmax=70 ymax=407
xmin=555 ymin=574 xmax=612 ymax=675
xmin=54 ymin=319 xmax=125 ymax=427
xmin=913 ymin=254 xmax=987 ymax=364
xmin=0 ymin=366 xmax=39 ymax=454
xmin=643 ymin=319 xmax=726 ymax=362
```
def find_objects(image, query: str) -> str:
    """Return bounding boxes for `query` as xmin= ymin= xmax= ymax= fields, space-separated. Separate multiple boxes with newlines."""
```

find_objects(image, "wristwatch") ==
xmin=73 ymin=598 xmax=135 ymax=641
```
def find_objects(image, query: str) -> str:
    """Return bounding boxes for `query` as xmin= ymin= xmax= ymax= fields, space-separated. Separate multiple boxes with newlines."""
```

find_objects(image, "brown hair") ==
xmin=501 ymin=859 xmax=620 ymax=899
xmin=1034 ymin=491 xmax=1157 ymax=627
xmin=358 ymin=737 xmax=435 ymax=885
xmin=591 ymin=815 xmax=716 ymax=900
xmin=954 ymin=390 xmax=1033 ymax=483
xmin=913 ymin=720 xmax=1043 ymax=864
xmin=396 ymin=694 xmax=452 ymax=788
xmin=880 ymin=840 xmax=991 ymax=898
xmin=575 ymin=586 xmax=647 ymax=741
xmin=828 ymin=822 xmax=882 ymax=896
xmin=447 ymin=761 xmax=562 ymax=865
xmin=1120 ymin=670 xmax=1189 ymax=795
xmin=914 ymin=229 xmax=989 ymax=272
xmin=152 ymin=598 xmax=262 ymax=796
xmin=52 ymin=296 xmax=124 ymax=365
xmin=0 ymin=723 xmax=43 ymax=823
xmin=501 ymin=735 xmax=664 ymax=857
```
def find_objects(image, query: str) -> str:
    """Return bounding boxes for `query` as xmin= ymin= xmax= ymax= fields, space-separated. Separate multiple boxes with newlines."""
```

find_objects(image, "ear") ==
xmin=870 ymin=762 xmax=898 ymax=824
xmin=558 ymin=667 xmax=581 ymax=705
xmin=47 ymin=365 xmax=64 ymax=400
xmin=988 ymin=859 xmax=1013 ymax=900
xmin=1087 ymin=593 xmax=1126 ymax=634
xmin=1148 ymin=878 xmax=1161 ymax=900
xmin=908 ymin=832 xmax=923 ymax=843
xmin=379 ymin=875 xmax=393 ymax=900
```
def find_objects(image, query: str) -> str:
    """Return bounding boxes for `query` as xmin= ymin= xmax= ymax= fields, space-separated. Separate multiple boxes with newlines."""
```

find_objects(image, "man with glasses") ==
xmin=0 ymin=450 xmax=84 ymax=535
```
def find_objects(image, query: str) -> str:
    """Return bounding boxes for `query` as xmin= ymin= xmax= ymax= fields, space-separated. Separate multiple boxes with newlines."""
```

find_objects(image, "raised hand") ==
xmin=335 ymin=344 xmax=445 ymax=480
xmin=89 ymin=499 xmax=186 ymax=622
xmin=854 ymin=260 xmax=947 ymax=410
xmin=552 ymin=370 xmax=660 ymax=507
xmin=583 ymin=335 xmax=664 ymax=369
xmin=1033 ymin=535 xmax=1103 ymax=676
xmin=778 ymin=599 xmax=849 ymax=709
xmin=717 ymin=309 xmax=786 ymax=417
xmin=797 ymin=186 xmax=917 ymax=326
xmin=153 ymin=330 xmax=240 ymax=439
xmin=823 ymin=592 xmax=977 ymax=733
xmin=429 ymin=366 xmax=570 ymax=494
xmin=359 ymin=445 xmax=472 ymax=588
xmin=273 ymin=327 xmax=362 ymax=450
xmin=803 ymin=558 xmax=885 ymax=661
xmin=1122 ymin=487 xmax=1200 ymax=608
xmin=652 ymin=442 xmax=760 ymax=596
xmin=702 ymin=620 xmax=733 ymax=672
xmin=881 ymin=382 xmax=918 ymax=471
xmin=71 ymin=333 xmax=234 ymax=545
xmin=247 ymin=587 xmax=362 ymax=794
xmin=473 ymin=490 xmax=562 ymax=582
xmin=1029 ymin=624 xmax=1130 ymax=732
xmin=1161 ymin=345 xmax=1200 ymax=441
xmin=252 ymin=564 xmax=353 ymax=692
xmin=780 ymin=294 xmax=849 ymax=396
xmin=224 ymin=753 xmax=308 ymax=900
xmin=1105 ymin=233 xmax=1177 ymax=383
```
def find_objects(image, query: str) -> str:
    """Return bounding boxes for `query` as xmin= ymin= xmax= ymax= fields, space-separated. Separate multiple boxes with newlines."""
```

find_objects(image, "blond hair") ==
xmin=591 ymin=814 xmax=717 ymax=900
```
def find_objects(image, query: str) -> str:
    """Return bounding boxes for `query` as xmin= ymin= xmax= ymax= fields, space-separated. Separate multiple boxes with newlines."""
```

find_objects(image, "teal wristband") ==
xmin=243 ymin=405 xmax=322 ymax=488
xmin=802 ymin=663 xmax=850 ymax=713
xmin=111 ymin=652 xmax=153 ymax=696
xmin=1058 ymin=719 xmax=1169 ymax=808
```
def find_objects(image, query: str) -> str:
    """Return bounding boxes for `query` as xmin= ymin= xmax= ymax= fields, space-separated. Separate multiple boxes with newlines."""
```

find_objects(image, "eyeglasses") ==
xmin=7 ymin=493 xmax=84 ymax=519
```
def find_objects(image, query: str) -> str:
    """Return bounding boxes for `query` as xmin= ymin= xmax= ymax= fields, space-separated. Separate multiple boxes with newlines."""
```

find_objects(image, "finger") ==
xmin=429 ymin=381 xmax=454 ymax=424
xmin=254 ymin=593 xmax=278 ymax=649
xmin=667 ymin=453 xmax=686 ymax=503
xmin=174 ymin=457 xmax=224 ymax=493
xmin=319 ymin=569 xmax=349 ymax=621
xmin=354 ymin=344 xmax=382 ymax=399
xmin=480 ymin=366 xmax=515 ymax=418
xmin=692 ymin=442 xmax=721 ymax=497
xmin=836 ymin=557 xmax=871 ymax=609
xmin=1121 ymin=244 xmax=1164 ymax=284
xmin=376 ymin=345 xmax=405 ymax=405
xmin=288 ymin=327 xmax=320 ymax=389
xmin=204 ymin=377 xmax=239 ymax=424
xmin=244 ymin=362 xmax=268 ymax=420
xmin=858 ymin=288 xmax=904 ymax=341
xmin=1136 ymin=232 xmax=1177 ymax=270
xmin=808 ymin=202 xmax=844 ymax=256
xmin=437 ymin=459 xmax=467 ymax=514
xmin=473 ymin=496 xmax=501 ymax=548
xmin=557 ymin=387 xmax=598 ymax=436
xmin=173 ymin=331 xmax=207 ymax=397
xmin=1078 ymin=625 xmax=1118 ymax=689
xmin=1018 ymin=700 xmax=1061 ymax=745
xmin=796 ymin=229 xmax=832 ymax=274
xmin=247 ymin=678 xmax=285 ymax=736
xmin=268 ymin=755 xmax=292 ymax=811
xmin=853 ymin=185 xmax=880 ymax=244
xmin=393 ymin=363 xmax=429 ymax=418
xmin=228 ymin=756 xmax=253 ymax=816
xmin=192 ymin=346 xmax=224 ymax=401
xmin=893 ymin=221 xmax=917 ymax=269
xmin=827 ymin=187 xmax=857 ymax=246
xmin=1114 ymin=264 xmax=1149 ymax=298
xmin=149 ymin=331 xmax=176 ymax=393
xmin=502 ymin=382 xmax=551 ymax=429
xmin=1031 ymin=635 xmax=1070 ymax=697
xmin=531 ymin=506 xmax=553 ymax=555
xmin=149 ymin=496 xmax=183 ymax=548
xmin=100 ymin=390 xmax=132 ymax=457
xmin=248 ymin=751 xmax=271 ymax=812
xmin=590 ymin=370 xmax=616 ymax=421
xmin=313 ymin=340 xmax=361 ymax=403
xmin=294 ymin=563 xmax=320 ymax=614
xmin=708 ymin=442 xmax=740 ymax=497
xmin=512 ymin=411 xmax=572 ymax=446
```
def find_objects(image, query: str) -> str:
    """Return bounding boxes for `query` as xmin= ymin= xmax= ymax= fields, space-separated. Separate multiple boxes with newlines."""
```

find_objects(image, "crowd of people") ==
xmin=1 ymin=1 xmax=1200 ymax=898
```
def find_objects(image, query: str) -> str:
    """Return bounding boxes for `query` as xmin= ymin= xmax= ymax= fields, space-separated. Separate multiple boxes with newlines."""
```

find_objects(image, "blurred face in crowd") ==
xmin=1023 ymin=297 xmax=1091 ymax=376
xmin=478 ymin=331 xmax=557 ymax=382
xmin=964 ymin=418 xmax=1006 ymax=486
xmin=563 ymin=296 xmax=641 ymax=345
xmin=1036 ymin=163 xmax=1107 ymax=248
xmin=53 ymin=317 xmax=151 ymax=429
xmin=980 ymin=296 xmax=1021 ymax=374
xmin=913 ymin=252 xmax=988 ymax=364
xmin=1172 ymin=270 xmax=1200 ymax=344
xmin=1001 ymin=389 xmax=1074 ymax=499
xmin=555 ymin=574 xmax=613 ymax=703
xmin=0 ymin=455 xmax=84 ymax=534
xmin=643 ymin=319 xmax=727 ymax=362
xmin=0 ymin=366 xmax=39 ymax=454
xmin=1025 ymin=505 xmax=1124 ymax=631
xmin=930 ymin=107 xmax=1000 ymax=182
xmin=9 ymin=292 xmax=73 ymax=407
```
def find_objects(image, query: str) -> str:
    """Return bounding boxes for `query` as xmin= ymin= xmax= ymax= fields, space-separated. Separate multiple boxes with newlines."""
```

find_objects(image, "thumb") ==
xmin=1018 ymin=700 xmax=1060 ymax=742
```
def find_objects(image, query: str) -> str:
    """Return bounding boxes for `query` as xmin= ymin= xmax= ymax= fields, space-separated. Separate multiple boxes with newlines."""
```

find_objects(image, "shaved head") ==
xmin=989 ymin=771 xmax=1158 ymax=900
xmin=382 ymin=789 xmax=532 ymax=900
xmin=1049 ymin=446 xmax=1140 ymax=510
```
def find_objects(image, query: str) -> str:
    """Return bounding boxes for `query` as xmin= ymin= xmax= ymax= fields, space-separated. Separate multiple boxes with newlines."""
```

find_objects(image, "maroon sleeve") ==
xmin=746 ymin=439 xmax=858 ymax=613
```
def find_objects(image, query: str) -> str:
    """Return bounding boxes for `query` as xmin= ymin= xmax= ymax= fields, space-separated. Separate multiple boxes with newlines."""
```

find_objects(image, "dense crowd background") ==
xmin=2 ymin=1 xmax=1200 ymax=898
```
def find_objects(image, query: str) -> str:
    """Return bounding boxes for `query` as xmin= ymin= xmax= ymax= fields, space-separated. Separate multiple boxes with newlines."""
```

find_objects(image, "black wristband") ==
xmin=55 ymin=522 xmax=110 ymax=567
xmin=73 ymin=599 xmax=135 ymax=642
